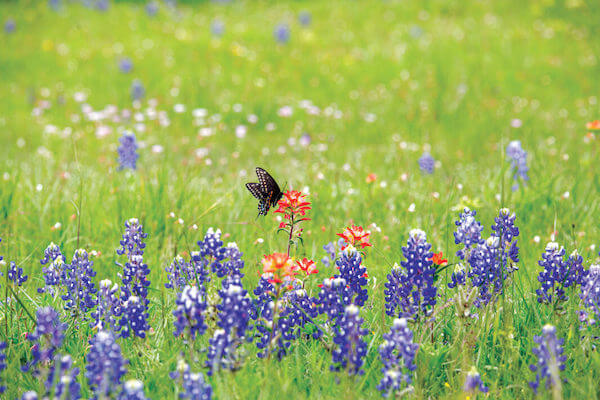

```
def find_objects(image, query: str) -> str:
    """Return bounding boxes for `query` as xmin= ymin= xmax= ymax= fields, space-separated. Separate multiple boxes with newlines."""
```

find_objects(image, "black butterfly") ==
xmin=246 ymin=167 xmax=283 ymax=217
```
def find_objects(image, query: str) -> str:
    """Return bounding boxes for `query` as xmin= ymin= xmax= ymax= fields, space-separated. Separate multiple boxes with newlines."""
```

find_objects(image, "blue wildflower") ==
xmin=23 ymin=307 xmax=68 ymax=373
xmin=145 ymin=1 xmax=158 ymax=17
xmin=21 ymin=392 xmax=38 ymax=400
xmin=117 ymin=132 xmax=139 ymax=170
xmin=91 ymin=279 xmax=122 ymax=331
xmin=48 ymin=0 xmax=61 ymax=11
xmin=39 ymin=242 xmax=66 ymax=294
xmin=211 ymin=19 xmax=224 ymax=37
xmin=453 ymin=207 xmax=484 ymax=260
xmin=384 ymin=229 xmax=437 ymax=319
xmin=45 ymin=354 xmax=81 ymax=400
xmin=118 ymin=380 xmax=148 ymax=400
xmin=95 ymin=0 xmax=109 ymax=12
xmin=4 ymin=19 xmax=15 ymax=34
xmin=7 ymin=261 xmax=28 ymax=286
xmin=463 ymin=366 xmax=489 ymax=394
xmin=418 ymin=152 xmax=435 ymax=174
xmin=0 ymin=342 xmax=6 ymax=393
xmin=535 ymin=242 xmax=570 ymax=304
xmin=298 ymin=11 xmax=311 ymax=26
xmin=448 ymin=263 xmax=467 ymax=289
xmin=165 ymin=255 xmax=194 ymax=291
xmin=118 ymin=296 xmax=150 ymax=339
xmin=171 ymin=360 xmax=212 ymax=400
xmin=86 ymin=331 xmax=128 ymax=398
xmin=173 ymin=285 xmax=207 ymax=341
xmin=506 ymin=140 xmax=529 ymax=191
xmin=529 ymin=324 xmax=566 ymax=394
xmin=316 ymin=277 xmax=352 ymax=326
xmin=130 ymin=79 xmax=145 ymax=101
xmin=274 ymin=23 xmax=290 ymax=43
xmin=331 ymin=305 xmax=368 ymax=375
xmin=195 ymin=228 xmax=243 ymax=279
xmin=321 ymin=242 xmax=336 ymax=267
xmin=377 ymin=318 xmax=418 ymax=397
xmin=579 ymin=264 xmax=600 ymax=326
xmin=336 ymin=246 xmax=368 ymax=306
xmin=62 ymin=249 xmax=97 ymax=314
xmin=119 ymin=57 xmax=133 ymax=73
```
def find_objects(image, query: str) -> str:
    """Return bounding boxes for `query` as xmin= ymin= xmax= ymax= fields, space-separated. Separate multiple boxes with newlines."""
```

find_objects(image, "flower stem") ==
xmin=286 ymin=214 xmax=295 ymax=257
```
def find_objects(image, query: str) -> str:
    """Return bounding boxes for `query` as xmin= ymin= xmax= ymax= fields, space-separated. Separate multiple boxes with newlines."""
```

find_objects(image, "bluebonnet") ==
xmin=21 ymin=392 xmax=38 ymax=400
xmin=173 ymin=285 xmax=207 ymax=340
xmin=331 ymin=305 xmax=368 ymax=375
xmin=579 ymin=264 xmax=600 ymax=326
xmin=448 ymin=263 xmax=467 ymax=289
xmin=23 ymin=307 xmax=68 ymax=373
xmin=118 ymin=380 xmax=148 ymax=400
xmin=4 ymin=19 xmax=15 ymax=34
xmin=7 ymin=261 xmax=28 ymax=286
xmin=377 ymin=318 xmax=418 ymax=397
xmin=321 ymin=242 xmax=336 ymax=267
xmin=62 ymin=249 xmax=97 ymax=314
xmin=91 ymin=279 xmax=122 ymax=331
xmin=491 ymin=208 xmax=520 ymax=265
xmin=384 ymin=229 xmax=437 ymax=319
xmin=49 ymin=0 xmax=61 ymax=11
xmin=298 ymin=11 xmax=311 ymax=26
xmin=171 ymin=360 xmax=212 ymax=400
xmin=453 ymin=207 xmax=484 ymax=260
xmin=196 ymin=229 xmax=244 ymax=279
xmin=274 ymin=23 xmax=290 ymax=43
xmin=86 ymin=331 xmax=128 ymax=398
xmin=335 ymin=246 xmax=368 ymax=306
xmin=130 ymin=79 xmax=145 ymax=101
xmin=119 ymin=57 xmax=133 ymax=73
xmin=39 ymin=242 xmax=66 ymax=294
xmin=118 ymin=296 xmax=150 ymax=339
xmin=117 ymin=218 xmax=147 ymax=257
xmin=463 ymin=366 xmax=489 ymax=394
xmin=506 ymin=140 xmax=529 ymax=191
xmin=418 ymin=152 xmax=435 ymax=174
xmin=316 ymin=277 xmax=352 ymax=326
xmin=118 ymin=132 xmax=139 ymax=170
xmin=0 ymin=342 xmax=5 ymax=393
xmin=45 ymin=354 xmax=81 ymax=400
xmin=279 ymin=286 xmax=322 ymax=341
xmin=206 ymin=278 xmax=252 ymax=374
xmin=165 ymin=255 xmax=194 ymax=291
xmin=535 ymin=242 xmax=583 ymax=305
xmin=118 ymin=218 xmax=150 ymax=306
xmin=145 ymin=1 xmax=159 ymax=16
xmin=565 ymin=250 xmax=587 ymax=287
xmin=529 ymin=324 xmax=566 ymax=394
xmin=95 ymin=0 xmax=110 ymax=12
xmin=211 ymin=19 xmax=224 ymax=37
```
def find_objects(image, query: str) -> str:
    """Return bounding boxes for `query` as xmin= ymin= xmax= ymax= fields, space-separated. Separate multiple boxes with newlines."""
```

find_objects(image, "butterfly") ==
xmin=246 ymin=167 xmax=283 ymax=217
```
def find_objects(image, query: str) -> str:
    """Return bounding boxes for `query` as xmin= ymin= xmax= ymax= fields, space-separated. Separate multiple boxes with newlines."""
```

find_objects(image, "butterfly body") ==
xmin=246 ymin=167 xmax=283 ymax=217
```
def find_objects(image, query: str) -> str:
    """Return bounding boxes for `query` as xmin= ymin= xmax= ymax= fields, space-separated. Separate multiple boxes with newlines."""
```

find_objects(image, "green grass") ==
xmin=1 ymin=0 xmax=600 ymax=398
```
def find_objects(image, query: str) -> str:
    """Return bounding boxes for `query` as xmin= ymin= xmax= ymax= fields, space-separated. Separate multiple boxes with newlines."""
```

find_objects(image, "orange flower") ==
xmin=430 ymin=252 xmax=448 ymax=266
xmin=366 ymin=173 xmax=377 ymax=183
xmin=586 ymin=120 xmax=600 ymax=130
xmin=337 ymin=225 xmax=372 ymax=249
xmin=261 ymin=253 xmax=297 ymax=283
xmin=296 ymin=258 xmax=318 ymax=275
xmin=275 ymin=190 xmax=311 ymax=218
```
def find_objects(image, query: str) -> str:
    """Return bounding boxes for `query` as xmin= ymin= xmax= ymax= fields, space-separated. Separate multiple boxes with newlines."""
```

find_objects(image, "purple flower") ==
xmin=196 ymin=228 xmax=244 ymax=279
xmin=171 ymin=360 xmax=212 ymax=400
xmin=173 ymin=285 xmax=207 ymax=340
xmin=23 ymin=307 xmax=67 ymax=373
xmin=331 ymin=305 xmax=368 ymax=375
xmin=118 ymin=380 xmax=148 ymax=400
xmin=535 ymin=242 xmax=574 ymax=304
xmin=118 ymin=296 xmax=149 ymax=339
xmin=86 ymin=331 xmax=128 ymax=398
xmin=211 ymin=19 xmax=224 ymax=37
xmin=448 ymin=263 xmax=467 ymax=289
xmin=117 ymin=218 xmax=147 ymax=257
xmin=321 ymin=242 xmax=336 ymax=267
xmin=91 ymin=279 xmax=123 ymax=331
xmin=418 ymin=152 xmax=434 ymax=174
xmin=206 ymin=278 xmax=252 ymax=374
xmin=45 ymin=354 xmax=81 ymax=400
xmin=298 ymin=11 xmax=311 ymax=26
xmin=453 ymin=207 xmax=484 ymax=260
xmin=529 ymin=324 xmax=566 ymax=394
xmin=316 ymin=277 xmax=352 ymax=325
xmin=0 ymin=342 xmax=6 ymax=393
xmin=119 ymin=57 xmax=133 ymax=73
xmin=95 ymin=0 xmax=109 ymax=11
xmin=145 ymin=1 xmax=159 ymax=16
xmin=21 ymin=392 xmax=38 ymax=400
xmin=384 ymin=229 xmax=437 ymax=320
xmin=4 ymin=19 xmax=15 ymax=34
xmin=377 ymin=318 xmax=418 ymax=397
xmin=506 ymin=140 xmax=529 ymax=190
xmin=463 ymin=366 xmax=489 ymax=393
xmin=130 ymin=79 xmax=145 ymax=101
xmin=580 ymin=264 xmax=600 ymax=326
xmin=7 ymin=261 xmax=28 ymax=286
xmin=62 ymin=249 xmax=97 ymax=314
xmin=39 ymin=242 xmax=66 ymax=294
xmin=118 ymin=132 xmax=139 ymax=170
xmin=335 ymin=246 xmax=368 ymax=306
xmin=48 ymin=0 xmax=61 ymax=11
xmin=274 ymin=23 xmax=290 ymax=43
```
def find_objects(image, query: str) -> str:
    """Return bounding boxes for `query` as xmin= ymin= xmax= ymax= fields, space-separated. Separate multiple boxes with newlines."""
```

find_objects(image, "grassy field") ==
xmin=1 ymin=0 xmax=600 ymax=398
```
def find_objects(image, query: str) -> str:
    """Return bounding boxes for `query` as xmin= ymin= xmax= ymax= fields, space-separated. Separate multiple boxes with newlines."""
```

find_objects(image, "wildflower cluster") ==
xmin=38 ymin=242 xmax=66 ymax=295
xmin=118 ymin=218 xmax=150 ymax=304
xmin=91 ymin=279 xmax=122 ymax=331
xmin=529 ymin=324 xmax=566 ymax=394
xmin=195 ymin=228 xmax=243 ymax=279
xmin=22 ymin=307 xmax=67 ymax=374
xmin=173 ymin=285 xmax=207 ymax=341
xmin=45 ymin=354 xmax=81 ymax=400
xmin=377 ymin=318 xmax=418 ymax=397
xmin=171 ymin=360 xmax=212 ymax=400
xmin=86 ymin=331 xmax=128 ymax=398
xmin=337 ymin=225 xmax=372 ymax=250
xmin=506 ymin=140 xmax=529 ymax=190
xmin=117 ymin=131 xmax=139 ymax=170
xmin=453 ymin=207 xmax=484 ymax=260
xmin=463 ymin=367 xmax=488 ymax=394
xmin=536 ymin=243 xmax=585 ymax=305
xmin=62 ymin=249 xmax=97 ymax=314
xmin=579 ymin=264 xmax=600 ymax=326
xmin=331 ymin=305 xmax=368 ymax=375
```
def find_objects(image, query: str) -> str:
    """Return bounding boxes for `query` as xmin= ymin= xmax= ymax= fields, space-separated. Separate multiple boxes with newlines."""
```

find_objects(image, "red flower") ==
xmin=262 ymin=253 xmax=297 ymax=283
xmin=586 ymin=120 xmax=600 ymax=130
xmin=275 ymin=190 xmax=311 ymax=218
xmin=337 ymin=225 xmax=372 ymax=249
xmin=430 ymin=252 xmax=448 ymax=266
xmin=365 ymin=173 xmax=377 ymax=183
xmin=296 ymin=258 xmax=318 ymax=276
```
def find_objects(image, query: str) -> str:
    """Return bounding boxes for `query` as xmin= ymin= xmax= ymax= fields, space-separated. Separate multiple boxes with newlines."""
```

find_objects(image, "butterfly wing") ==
xmin=245 ymin=182 xmax=264 ymax=200
xmin=256 ymin=167 xmax=283 ymax=211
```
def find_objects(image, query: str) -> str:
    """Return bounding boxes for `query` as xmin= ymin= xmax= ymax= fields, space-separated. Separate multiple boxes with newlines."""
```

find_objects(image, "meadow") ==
xmin=1 ymin=0 xmax=600 ymax=398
